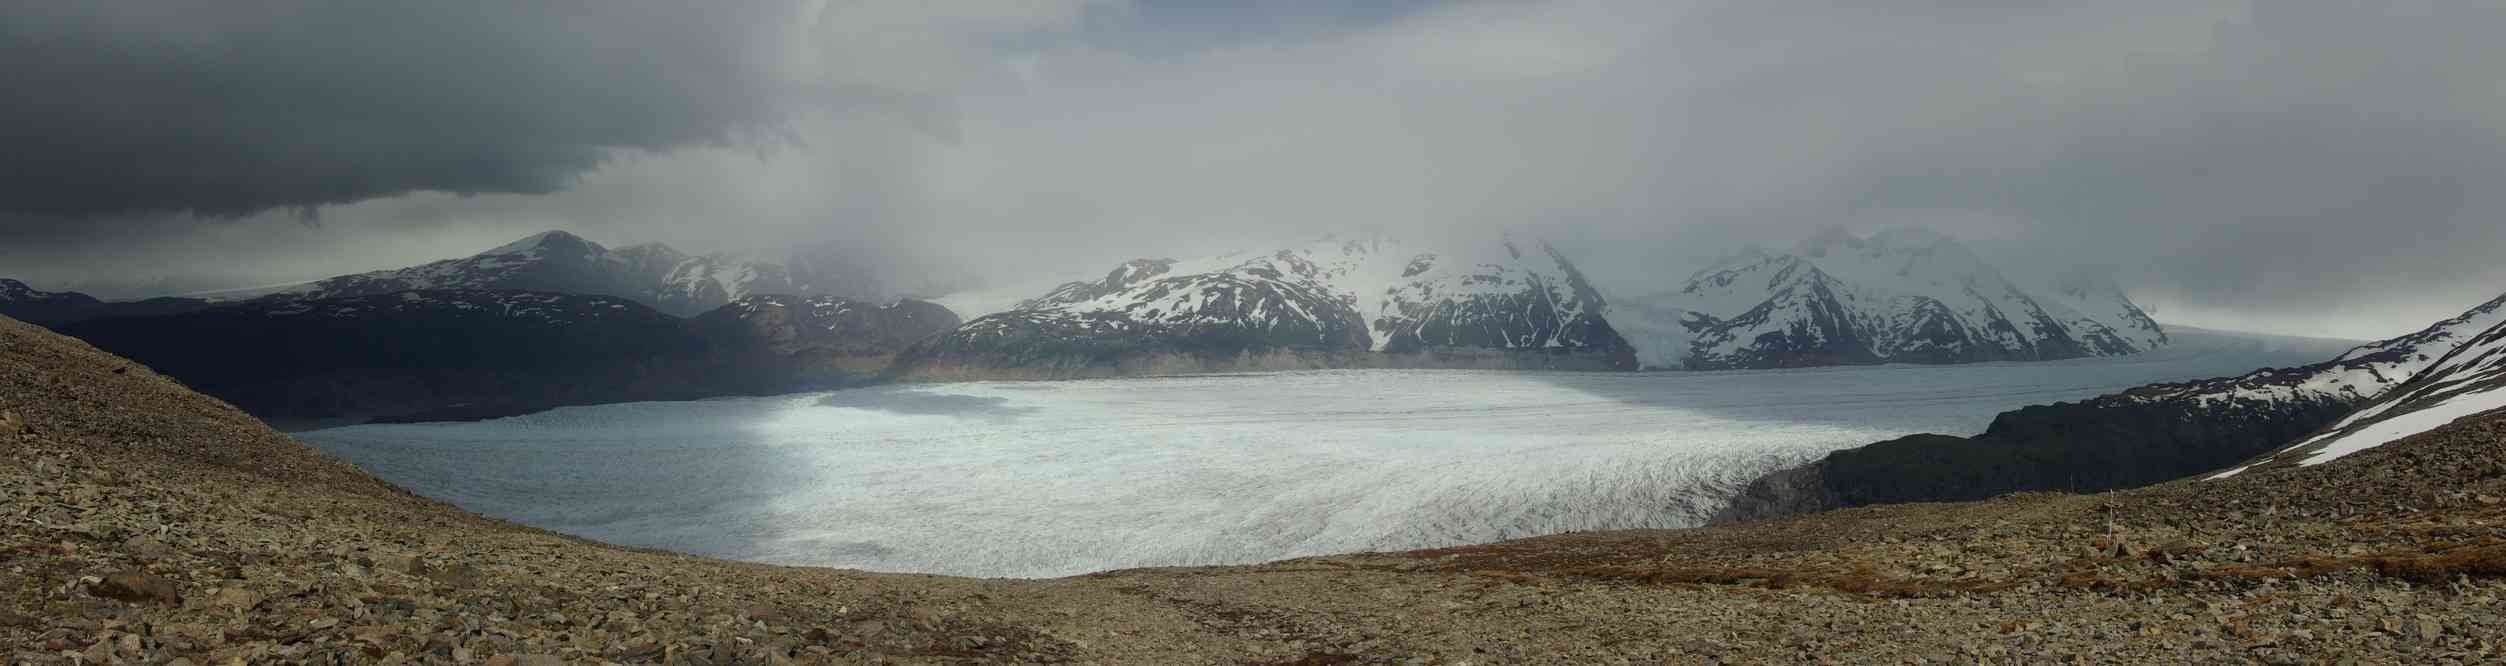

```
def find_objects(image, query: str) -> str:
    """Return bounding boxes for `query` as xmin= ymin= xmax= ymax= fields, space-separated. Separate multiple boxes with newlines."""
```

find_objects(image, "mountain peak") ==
xmin=1668 ymin=226 xmax=2165 ymax=369
xmin=480 ymin=230 xmax=597 ymax=257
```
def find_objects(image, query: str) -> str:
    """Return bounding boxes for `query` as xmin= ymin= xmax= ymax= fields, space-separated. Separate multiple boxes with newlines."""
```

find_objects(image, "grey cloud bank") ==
xmin=0 ymin=2 xmax=818 ymax=218
xmin=3 ymin=1 xmax=2503 ymax=339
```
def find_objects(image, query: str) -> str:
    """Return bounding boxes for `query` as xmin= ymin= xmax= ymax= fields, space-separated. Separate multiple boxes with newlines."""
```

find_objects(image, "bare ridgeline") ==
xmin=9 ymin=293 xmax=2506 ymax=662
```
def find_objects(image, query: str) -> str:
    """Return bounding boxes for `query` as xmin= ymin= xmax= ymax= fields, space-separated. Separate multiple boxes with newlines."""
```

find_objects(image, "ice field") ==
xmin=302 ymin=329 xmax=2350 ymax=577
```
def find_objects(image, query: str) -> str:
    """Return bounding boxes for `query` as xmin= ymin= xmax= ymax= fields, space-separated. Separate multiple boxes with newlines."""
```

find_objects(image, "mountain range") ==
xmin=54 ymin=289 xmax=958 ymax=427
xmin=1 ymin=230 xmax=965 ymax=425
xmin=1716 ymin=288 xmax=2506 ymax=521
xmin=8 ymin=226 xmax=2174 ymax=376
xmin=2212 ymin=302 xmax=2506 ymax=476
xmin=250 ymin=230 xmax=885 ymax=317
xmin=14 ymin=272 xmax=2505 ymax=663
xmin=4 ymin=226 xmax=2200 ymax=422
xmin=1629 ymin=227 xmax=2167 ymax=370
xmin=892 ymin=236 xmax=1637 ymax=380
xmin=1 ymin=230 xmax=890 ymax=328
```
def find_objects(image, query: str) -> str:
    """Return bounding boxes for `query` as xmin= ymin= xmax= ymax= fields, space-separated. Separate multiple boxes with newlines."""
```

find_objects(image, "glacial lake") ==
xmin=303 ymin=328 xmax=2348 ymax=577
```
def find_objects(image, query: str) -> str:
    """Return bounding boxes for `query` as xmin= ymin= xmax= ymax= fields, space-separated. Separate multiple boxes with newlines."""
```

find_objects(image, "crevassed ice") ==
xmin=303 ymin=333 xmax=2326 ymax=578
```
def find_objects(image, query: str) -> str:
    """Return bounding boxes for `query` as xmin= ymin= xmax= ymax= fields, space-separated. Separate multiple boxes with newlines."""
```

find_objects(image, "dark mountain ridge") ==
xmin=4 ymin=229 xmax=893 ymax=326
xmin=55 ymin=289 xmax=960 ymax=427
xmin=1714 ymin=289 xmax=2506 ymax=522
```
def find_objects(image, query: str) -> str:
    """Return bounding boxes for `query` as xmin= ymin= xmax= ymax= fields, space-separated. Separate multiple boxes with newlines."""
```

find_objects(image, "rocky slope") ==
xmin=6 ymin=312 xmax=2504 ymax=664
xmin=1718 ymin=289 xmax=2506 ymax=522
xmin=2219 ymin=314 xmax=2506 ymax=477
xmin=894 ymin=236 xmax=1635 ymax=380
xmin=53 ymin=291 xmax=957 ymax=426
xmin=1645 ymin=227 xmax=2166 ymax=370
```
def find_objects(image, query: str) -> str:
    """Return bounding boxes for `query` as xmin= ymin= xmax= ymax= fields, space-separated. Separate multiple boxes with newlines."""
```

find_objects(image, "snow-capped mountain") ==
xmin=270 ymin=230 xmax=650 ymax=303
xmin=2212 ymin=295 xmax=2506 ymax=476
xmin=1716 ymin=289 xmax=2506 ymax=520
xmin=1653 ymin=227 xmax=2166 ymax=370
xmin=2037 ymin=270 xmax=2170 ymax=354
xmin=897 ymin=236 xmax=1634 ymax=378
xmin=0 ymin=278 xmax=99 ymax=325
xmin=2145 ymin=291 xmax=2506 ymax=415
xmin=0 ymin=278 xmax=68 ymax=303
xmin=262 ymin=230 xmax=884 ymax=317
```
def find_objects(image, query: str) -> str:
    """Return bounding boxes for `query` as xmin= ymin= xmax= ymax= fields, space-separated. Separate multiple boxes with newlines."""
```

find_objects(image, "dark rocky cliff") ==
xmin=56 ymin=290 xmax=960 ymax=426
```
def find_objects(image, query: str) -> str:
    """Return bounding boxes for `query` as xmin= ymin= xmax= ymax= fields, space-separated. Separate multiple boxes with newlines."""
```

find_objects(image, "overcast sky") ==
xmin=5 ymin=1 xmax=2505 ymax=339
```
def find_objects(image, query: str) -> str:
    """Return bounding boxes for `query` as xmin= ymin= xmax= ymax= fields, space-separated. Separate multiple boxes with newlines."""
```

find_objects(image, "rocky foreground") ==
xmin=4 ymin=314 xmax=2504 ymax=664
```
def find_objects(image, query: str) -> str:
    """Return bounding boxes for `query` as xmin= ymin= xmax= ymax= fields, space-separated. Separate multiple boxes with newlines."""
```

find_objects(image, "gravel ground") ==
xmin=4 ymin=314 xmax=2502 ymax=664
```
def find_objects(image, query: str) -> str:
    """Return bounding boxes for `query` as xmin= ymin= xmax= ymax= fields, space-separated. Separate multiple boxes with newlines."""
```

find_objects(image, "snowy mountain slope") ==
xmin=897 ymin=236 xmax=1635 ymax=378
xmin=254 ymin=230 xmax=884 ymax=317
xmin=266 ymin=231 xmax=663 ymax=305
xmin=652 ymin=246 xmax=887 ymax=317
xmin=2037 ymin=270 xmax=2169 ymax=353
xmin=0 ymin=278 xmax=73 ymax=303
xmin=654 ymin=253 xmax=794 ymax=316
xmin=614 ymin=242 xmax=693 ymax=289
xmin=1660 ymin=227 xmax=2167 ymax=370
xmin=2214 ymin=310 xmax=2506 ymax=476
xmin=0 ymin=278 xmax=99 ymax=325
xmin=1715 ymin=289 xmax=2506 ymax=520
xmin=2143 ymin=289 xmax=2506 ymax=415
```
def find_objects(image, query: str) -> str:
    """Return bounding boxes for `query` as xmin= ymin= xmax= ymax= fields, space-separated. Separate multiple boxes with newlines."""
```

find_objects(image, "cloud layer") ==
xmin=5 ymin=1 xmax=2505 ymax=338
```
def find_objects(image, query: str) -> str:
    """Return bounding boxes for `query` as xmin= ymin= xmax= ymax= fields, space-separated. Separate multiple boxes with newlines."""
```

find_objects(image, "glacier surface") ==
xmin=302 ymin=329 xmax=2337 ymax=578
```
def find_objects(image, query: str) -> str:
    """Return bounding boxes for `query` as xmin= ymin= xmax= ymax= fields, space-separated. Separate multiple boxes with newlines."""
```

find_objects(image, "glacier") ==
xmin=301 ymin=328 xmax=2342 ymax=578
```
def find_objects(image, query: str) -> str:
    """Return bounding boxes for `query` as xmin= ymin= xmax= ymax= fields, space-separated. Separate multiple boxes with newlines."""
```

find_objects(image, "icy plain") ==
xmin=303 ymin=329 xmax=2349 ymax=577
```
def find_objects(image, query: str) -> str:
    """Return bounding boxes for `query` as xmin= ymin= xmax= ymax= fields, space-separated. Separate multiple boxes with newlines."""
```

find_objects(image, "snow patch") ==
xmin=2296 ymin=386 xmax=2506 ymax=466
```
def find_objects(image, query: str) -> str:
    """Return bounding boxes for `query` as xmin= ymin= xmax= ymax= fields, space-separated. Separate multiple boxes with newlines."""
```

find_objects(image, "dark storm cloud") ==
xmin=0 ymin=1 xmax=810 ymax=218
xmin=1764 ymin=2 xmax=2506 ymax=334
xmin=9 ymin=0 xmax=2506 ymax=338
